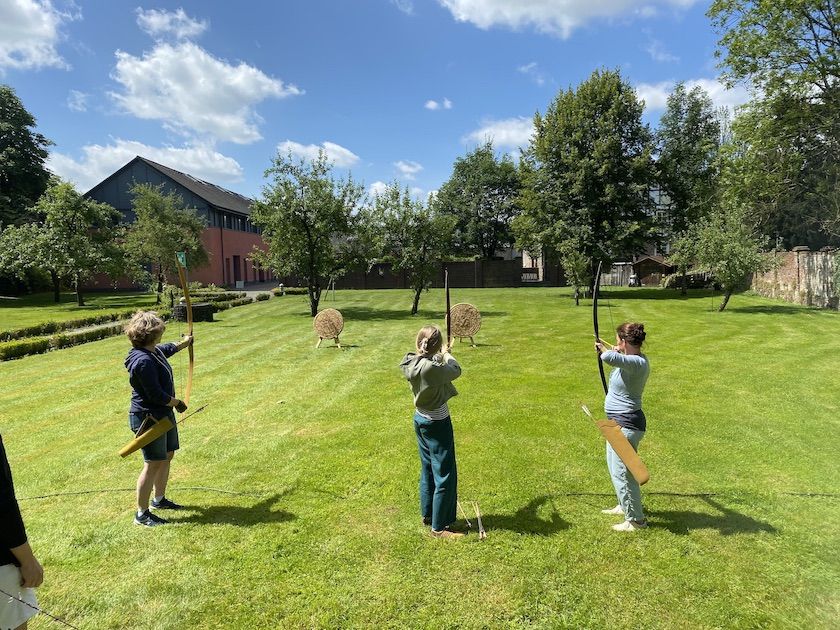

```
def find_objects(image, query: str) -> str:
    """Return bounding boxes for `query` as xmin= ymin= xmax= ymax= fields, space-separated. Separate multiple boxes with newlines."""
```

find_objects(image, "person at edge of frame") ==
xmin=0 ymin=434 xmax=44 ymax=630
xmin=124 ymin=310 xmax=192 ymax=527
xmin=400 ymin=325 xmax=465 ymax=539
xmin=596 ymin=322 xmax=651 ymax=532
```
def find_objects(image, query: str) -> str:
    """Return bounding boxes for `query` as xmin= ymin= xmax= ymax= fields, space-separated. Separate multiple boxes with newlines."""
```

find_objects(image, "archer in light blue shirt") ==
xmin=602 ymin=350 xmax=650 ymax=429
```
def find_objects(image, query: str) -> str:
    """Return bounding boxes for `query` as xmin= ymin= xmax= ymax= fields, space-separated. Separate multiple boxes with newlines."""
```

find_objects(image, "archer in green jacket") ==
xmin=400 ymin=325 xmax=463 ymax=538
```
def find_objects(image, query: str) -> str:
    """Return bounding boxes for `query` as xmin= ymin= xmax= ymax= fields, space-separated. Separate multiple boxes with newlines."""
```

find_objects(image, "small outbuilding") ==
xmin=633 ymin=255 xmax=675 ymax=287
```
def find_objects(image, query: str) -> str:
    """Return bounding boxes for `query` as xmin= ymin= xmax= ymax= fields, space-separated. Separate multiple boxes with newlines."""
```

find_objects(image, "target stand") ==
xmin=314 ymin=308 xmax=344 ymax=348
xmin=448 ymin=303 xmax=481 ymax=347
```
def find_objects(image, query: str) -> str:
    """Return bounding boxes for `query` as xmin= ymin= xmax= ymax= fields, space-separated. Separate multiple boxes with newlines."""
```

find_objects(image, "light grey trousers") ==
xmin=607 ymin=427 xmax=645 ymax=521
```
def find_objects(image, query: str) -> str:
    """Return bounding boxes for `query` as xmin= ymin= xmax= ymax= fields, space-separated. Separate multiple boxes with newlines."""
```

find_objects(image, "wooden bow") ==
xmin=445 ymin=267 xmax=451 ymax=347
xmin=593 ymin=260 xmax=608 ymax=395
xmin=175 ymin=251 xmax=194 ymax=406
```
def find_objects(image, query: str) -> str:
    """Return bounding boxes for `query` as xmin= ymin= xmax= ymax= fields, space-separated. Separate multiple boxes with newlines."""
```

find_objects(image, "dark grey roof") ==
xmin=137 ymin=156 xmax=253 ymax=215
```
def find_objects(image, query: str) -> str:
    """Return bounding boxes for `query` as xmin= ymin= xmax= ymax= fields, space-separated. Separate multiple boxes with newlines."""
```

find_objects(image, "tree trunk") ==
xmin=156 ymin=265 xmax=164 ymax=305
xmin=681 ymin=270 xmax=687 ymax=296
xmin=718 ymin=290 xmax=732 ymax=312
xmin=50 ymin=270 xmax=60 ymax=303
xmin=74 ymin=273 xmax=85 ymax=306
xmin=574 ymin=286 xmax=580 ymax=306
xmin=411 ymin=286 xmax=422 ymax=315
xmin=308 ymin=281 xmax=321 ymax=317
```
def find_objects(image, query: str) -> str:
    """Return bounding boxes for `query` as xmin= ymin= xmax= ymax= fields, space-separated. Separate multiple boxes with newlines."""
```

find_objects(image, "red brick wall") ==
xmin=193 ymin=227 xmax=272 ymax=287
xmin=86 ymin=227 xmax=272 ymax=290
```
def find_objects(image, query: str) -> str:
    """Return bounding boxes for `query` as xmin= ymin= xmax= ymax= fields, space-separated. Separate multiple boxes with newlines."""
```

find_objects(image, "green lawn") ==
xmin=0 ymin=288 xmax=837 ymax=629
xmin=0 ymin=291 xmax=157 ymax=331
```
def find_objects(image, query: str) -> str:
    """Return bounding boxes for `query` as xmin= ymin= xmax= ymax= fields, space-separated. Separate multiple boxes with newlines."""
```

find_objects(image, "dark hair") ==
xmin=617 ymin=322 xmax=646 ymax=347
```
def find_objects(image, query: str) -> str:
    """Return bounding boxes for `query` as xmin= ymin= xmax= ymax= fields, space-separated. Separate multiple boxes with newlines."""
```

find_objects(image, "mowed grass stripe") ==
xmin=0 ymin=288 xmax=837 ymax=628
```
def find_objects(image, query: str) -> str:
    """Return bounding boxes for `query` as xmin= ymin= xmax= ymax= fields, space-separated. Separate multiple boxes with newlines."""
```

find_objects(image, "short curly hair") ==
xmin=125 ymin=311 xmax=166 ymax=348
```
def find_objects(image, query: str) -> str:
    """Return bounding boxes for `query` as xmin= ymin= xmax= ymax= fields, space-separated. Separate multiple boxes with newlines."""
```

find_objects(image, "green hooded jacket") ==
xmin=399 ymin=352 xmax=461 ymax=411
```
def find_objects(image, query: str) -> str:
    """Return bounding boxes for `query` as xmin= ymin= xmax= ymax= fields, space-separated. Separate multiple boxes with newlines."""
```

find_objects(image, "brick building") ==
xmin=85 ymin=156 xmax=272 ymax=287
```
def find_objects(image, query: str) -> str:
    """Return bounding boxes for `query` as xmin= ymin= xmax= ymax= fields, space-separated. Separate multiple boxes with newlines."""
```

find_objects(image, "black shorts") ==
xmin=128 ymin=411 xmax=179 ymax=461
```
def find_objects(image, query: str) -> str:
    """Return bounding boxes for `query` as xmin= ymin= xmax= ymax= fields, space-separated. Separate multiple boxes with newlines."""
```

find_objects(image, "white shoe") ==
xmin=612 ymin=519 xmax=648 ymax=532
xmin=601 ymin=505 xmax=624 ymax=515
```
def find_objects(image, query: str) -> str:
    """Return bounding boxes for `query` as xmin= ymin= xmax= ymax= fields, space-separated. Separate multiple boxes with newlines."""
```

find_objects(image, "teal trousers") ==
xmin=414 ymin=412 xmax=458 ymax=531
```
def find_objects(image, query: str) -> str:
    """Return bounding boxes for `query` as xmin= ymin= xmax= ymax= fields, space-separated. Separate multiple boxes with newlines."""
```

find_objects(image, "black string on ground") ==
xmin=18 ymin=486 xmax=268 ymax=501
xmin=0 ymin=588 xmax=79 ymax=629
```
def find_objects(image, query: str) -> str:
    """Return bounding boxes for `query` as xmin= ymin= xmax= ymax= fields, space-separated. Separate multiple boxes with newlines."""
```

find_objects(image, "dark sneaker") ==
xmin=421 ymin=516 xmax=431 ymax=526
xmin=151 ymin=497 xmax=184 ymax=510
xmin=134 ymin=510 xmax=168 ymax=527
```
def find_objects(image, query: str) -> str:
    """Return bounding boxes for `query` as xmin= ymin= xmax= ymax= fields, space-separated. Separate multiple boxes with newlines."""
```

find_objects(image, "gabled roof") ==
xmin=136 ymin=156 xmax=253 ymax=215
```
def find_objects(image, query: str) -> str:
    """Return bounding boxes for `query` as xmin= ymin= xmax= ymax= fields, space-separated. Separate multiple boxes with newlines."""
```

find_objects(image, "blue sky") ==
xmin=1 ymin=0 xmax=749 ymax=201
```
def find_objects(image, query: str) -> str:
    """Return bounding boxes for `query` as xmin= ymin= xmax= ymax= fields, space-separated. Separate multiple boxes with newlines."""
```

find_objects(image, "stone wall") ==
xmin=751 ymin=247 xmax=837 ymax=308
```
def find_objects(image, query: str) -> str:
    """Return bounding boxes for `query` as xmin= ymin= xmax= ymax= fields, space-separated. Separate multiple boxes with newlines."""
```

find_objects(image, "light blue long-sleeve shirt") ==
xmin=602 ymin=351 xmax=649 ymax=416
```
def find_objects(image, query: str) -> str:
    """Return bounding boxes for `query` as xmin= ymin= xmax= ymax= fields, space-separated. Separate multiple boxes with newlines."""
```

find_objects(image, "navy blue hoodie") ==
xmin=125 ymin=342 xmax=178 ymax=418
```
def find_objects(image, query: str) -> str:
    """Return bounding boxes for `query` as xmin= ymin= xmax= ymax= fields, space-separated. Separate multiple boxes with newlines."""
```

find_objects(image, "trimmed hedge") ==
xmin=0 ymin=293 xmax=262 ymax=361
xmin=272 ymin=286 xmax=308 ymax=296
xmin=255 ymin=293 xmax=271 ymax=301
xmin=190 ymin=291 xmax=246 ymax=302
xmin=0 ymin=321 xmax=126 ymax=361
xmin=0 ymin=307 xmax=142 ymax=342
xmin=213 ymin=297 xmax=253 ymax=312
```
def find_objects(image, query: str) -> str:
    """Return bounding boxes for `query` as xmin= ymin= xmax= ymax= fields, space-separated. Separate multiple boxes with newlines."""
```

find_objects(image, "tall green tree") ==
xmin=251 ymin=151 xmax=364 ymax=316
xmin=513 ymin=68 xmax=656 ymax=292
xmin=709 ymin=0 xmax=839 ymax=247
xmin=362 ymin=183 xmax=454 ymax=315
xmin=0 ymin=179 xmax=124 ymax=305
xmin=434 ymin=141 xmax=521 ymax=258
xmin=123 ymin=183 xmax=208 ymax=303
xmin=0 ymin=85 xmax=52 ymax=226
xmin=656 ymin=83 xmax=721 ymax=235
xmin=656 ymin=83 xmax=722 ymax=293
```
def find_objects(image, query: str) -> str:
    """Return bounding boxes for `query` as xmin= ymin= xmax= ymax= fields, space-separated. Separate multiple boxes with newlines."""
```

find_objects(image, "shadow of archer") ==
xmin=646 ymin=496 xmax=776 ymax=536
xmin=171 ymin=493 xmax=296 ymax=527
xmin=477 ymin=495 xmax=570 ymax=536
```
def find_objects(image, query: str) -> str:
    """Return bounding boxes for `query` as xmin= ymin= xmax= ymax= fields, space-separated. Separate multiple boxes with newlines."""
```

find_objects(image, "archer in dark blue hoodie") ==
xmin=124 ymin=311 xmax=191 ymax=527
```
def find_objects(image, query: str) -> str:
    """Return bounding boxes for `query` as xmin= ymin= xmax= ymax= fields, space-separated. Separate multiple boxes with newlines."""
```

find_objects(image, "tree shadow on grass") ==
xmin=478 ymin=495 xmax=570 ymax=536
xmin=303 ymin=307 xmax=508 ymax=322
xmin=647 ymin=497 xmax=776 ymax=536
xmin=582 ymin=288 xmax=720 ymax=301
xmin=172 ymin=493 xmax=296 ymax=527
xmin=724 ymin=304 xmax=832 ymax=316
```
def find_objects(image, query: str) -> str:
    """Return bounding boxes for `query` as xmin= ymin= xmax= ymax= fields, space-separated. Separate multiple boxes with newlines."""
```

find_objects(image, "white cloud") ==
xmin=465 ymin=116 xmax=534 ymax=149
xmin=437 ymin=0 xmax=698 ymax=38
xmin=394 ymin=160 xmax=423 ymax=180
xmin=0 ymin=0 xmax=78 ymax=71
xmin=110 ymin=42 xmax=302 ymax=144
xmin=425 ymin=97 xmax=453 ymax=110
xmin=47 ymin=139 xmax=245 ymax=192
xmin=66 ymin=89 xmax=88 ymax=112
xmin=636 ymin=78 xmax=751 ymax=112
xmin=517 ymin=61 xmax=547 ymax=86
xmin=277 ymin=140 xmax=360 ymax=168
xmin=391 ymin=0 xmax=414 ymax=15
xmin=645 ymin=39 xmax=679 ymax=63
xmin=135 ymin=7 xmax=208 ymax=40
xmin=635 ymin=82 xmax=671 ymax=110
xmin=368 ymin=181 xmax=389 ymax=198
